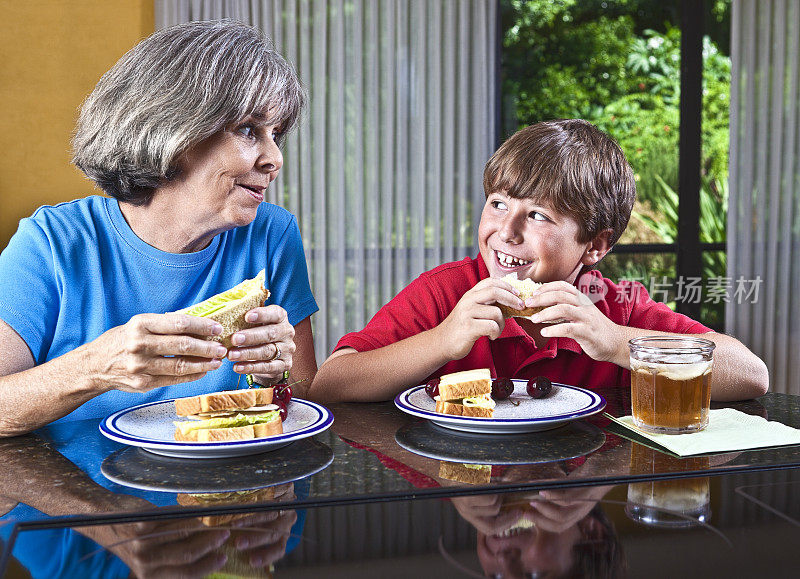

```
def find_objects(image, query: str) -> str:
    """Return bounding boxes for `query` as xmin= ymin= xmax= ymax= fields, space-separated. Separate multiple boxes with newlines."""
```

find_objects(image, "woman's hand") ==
xmin=226 ymin=305 xmax=295 ymax=383
xmin=90 ymin=519 xmax=232 ymax=579
xmin=436 ymin=278 xmax=523 ymax=360
xmin=524 ymin=281 xmax=626 ymax=363
xmin=86 ymin=313 xmax=228 ymax=393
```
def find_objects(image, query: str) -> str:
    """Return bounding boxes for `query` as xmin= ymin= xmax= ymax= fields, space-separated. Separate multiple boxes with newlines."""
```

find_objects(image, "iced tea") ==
xmin=629 ymin=337 xmax=715 ymax=434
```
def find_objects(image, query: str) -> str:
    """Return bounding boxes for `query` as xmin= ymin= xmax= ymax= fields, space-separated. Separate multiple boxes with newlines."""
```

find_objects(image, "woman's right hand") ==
xmin=86 ymin=313 xmax=228 ymax=393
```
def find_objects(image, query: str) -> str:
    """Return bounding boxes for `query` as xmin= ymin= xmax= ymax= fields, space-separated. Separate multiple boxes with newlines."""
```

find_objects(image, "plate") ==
xmin=394 ymin=380 xmax=605 ymax=434
xmin=101 ymin=438 xmax=334 ymax=493
xmin=395 ymin=420 xmax=606 ymax=464
xmin=100 ymin=397 xmax=333 ymax=459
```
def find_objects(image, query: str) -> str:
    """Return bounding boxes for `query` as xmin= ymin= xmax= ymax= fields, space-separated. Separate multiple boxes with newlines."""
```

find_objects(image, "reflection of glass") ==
xmin=626 ymin=477 xmax=710 ymax=528
xmin=627 ymin=443 xmax=710 ymax=527
xmin=629 ymin=336 xmax=715 ymax=434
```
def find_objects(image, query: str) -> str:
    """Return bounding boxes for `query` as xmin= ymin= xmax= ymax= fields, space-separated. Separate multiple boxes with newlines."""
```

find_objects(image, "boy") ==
xmin=310 ymin=120 xmax=768 ymax=402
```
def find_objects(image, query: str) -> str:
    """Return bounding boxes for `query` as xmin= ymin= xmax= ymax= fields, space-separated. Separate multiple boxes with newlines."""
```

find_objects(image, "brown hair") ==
xmin=483 ymin=119 xmax=636 ymax=246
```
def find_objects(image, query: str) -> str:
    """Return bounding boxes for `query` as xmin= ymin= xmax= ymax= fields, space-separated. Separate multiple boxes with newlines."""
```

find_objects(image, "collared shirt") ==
xmin=335 ymin=255 xmax=710 ymax=390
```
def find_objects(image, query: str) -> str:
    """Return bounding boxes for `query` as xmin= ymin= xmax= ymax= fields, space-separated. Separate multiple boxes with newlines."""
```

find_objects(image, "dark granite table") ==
xmin=2 ymin=389 xmax=800 ymax=577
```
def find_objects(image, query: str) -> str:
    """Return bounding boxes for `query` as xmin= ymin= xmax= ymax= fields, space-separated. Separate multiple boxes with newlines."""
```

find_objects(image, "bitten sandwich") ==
xmin=173 ymin=388 xmax=282 ymax=442
xmin=497 ymin=272 xmax=543 ymax=318
xmin=176 ymin=270 xmax=270 ymax=348
xmin=434 ymin=368 xmax=495 ymax=418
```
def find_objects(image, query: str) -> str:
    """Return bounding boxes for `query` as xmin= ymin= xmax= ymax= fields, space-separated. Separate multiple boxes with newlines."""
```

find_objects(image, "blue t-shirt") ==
xmin=0 ymin=196 xmax=318 ymax=422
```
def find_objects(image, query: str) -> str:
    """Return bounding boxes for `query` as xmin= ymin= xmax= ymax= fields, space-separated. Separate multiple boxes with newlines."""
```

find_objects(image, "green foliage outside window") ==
xmin=501 ymin=0 xmax=731 ymax=327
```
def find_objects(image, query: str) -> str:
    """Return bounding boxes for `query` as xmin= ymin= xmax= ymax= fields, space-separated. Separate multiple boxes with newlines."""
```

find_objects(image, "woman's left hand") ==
xmin=226 ymin=305 xmax=295 ymax=382
xmin=523 ymin=281 xmax=625 ymax=363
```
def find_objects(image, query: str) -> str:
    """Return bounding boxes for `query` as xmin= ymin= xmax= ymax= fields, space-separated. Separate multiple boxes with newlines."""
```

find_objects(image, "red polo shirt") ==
xmin=334 ymin=255 xmax=711 ymax=390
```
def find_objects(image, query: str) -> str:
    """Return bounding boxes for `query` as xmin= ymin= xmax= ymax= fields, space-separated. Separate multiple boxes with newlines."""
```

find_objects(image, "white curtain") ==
xmin=728 ymin=0 xmax=800 ymax=394
xmin=156 ymin=0 xmax=497 ymax=363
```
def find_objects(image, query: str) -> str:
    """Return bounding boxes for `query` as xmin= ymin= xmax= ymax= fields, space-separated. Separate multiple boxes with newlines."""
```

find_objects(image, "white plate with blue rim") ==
xmin=394 ymin=380 xmax=605 ymax=434
xmin=100 ymin=397 xmax=333 ymax=459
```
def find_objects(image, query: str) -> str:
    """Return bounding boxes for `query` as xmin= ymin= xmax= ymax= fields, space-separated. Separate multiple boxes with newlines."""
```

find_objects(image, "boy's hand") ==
xmin=524 ymin=281 xmax=626 ymax=363
xmin=436 ymin=278 xmax=524 ymax=360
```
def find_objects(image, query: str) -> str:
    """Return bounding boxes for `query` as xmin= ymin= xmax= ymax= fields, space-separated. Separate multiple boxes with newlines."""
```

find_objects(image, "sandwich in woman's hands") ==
xmin=176 ymin=270 xmax=270 ymax=348
xmin=497 ymin=272 xmax=543 ymax=318
xmin=173 ymin=389 xmax=282 ymax=442
xmin=434 ymin=369 xmax=495 ymax=418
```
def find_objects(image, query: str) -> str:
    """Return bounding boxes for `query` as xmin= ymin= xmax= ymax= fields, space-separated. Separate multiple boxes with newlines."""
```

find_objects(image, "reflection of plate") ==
xmin=396 ymin=420 xmax=606 ymax=464
xmin=395 ymin=381 xmax=606 ymax=434
xmin=100 ymin=398 xmax=333 ymax=458
xmin=101 ymin=437 xmax=334 ymax=493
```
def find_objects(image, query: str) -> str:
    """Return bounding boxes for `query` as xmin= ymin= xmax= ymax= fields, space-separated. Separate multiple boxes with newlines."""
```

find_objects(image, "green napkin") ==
xmin=604 ymin=408 xmax=800 ymax=456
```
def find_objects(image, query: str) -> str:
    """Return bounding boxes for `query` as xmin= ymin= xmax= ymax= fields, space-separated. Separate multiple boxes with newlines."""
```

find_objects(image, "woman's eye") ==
xmin=236 ymin=124 xmax=256 ymax=138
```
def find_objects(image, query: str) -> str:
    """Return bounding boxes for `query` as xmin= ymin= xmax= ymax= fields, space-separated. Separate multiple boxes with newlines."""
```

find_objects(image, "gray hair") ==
xmin=72 ymin=20 xmax=305 ymax=204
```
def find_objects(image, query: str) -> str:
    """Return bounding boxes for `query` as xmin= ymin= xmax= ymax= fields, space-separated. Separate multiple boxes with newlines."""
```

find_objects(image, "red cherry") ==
xmin=274 ymin=384 xmax=293 ymax=405
xmin=526 ymin=376 xmax=552 ymax=399
xmin=273 ymin=399 xmax=288 ymax=421
xmin=491 ymin=377 xmax=514 ymax=400
xmin=425 ymin=378 xmax=441 ymax=399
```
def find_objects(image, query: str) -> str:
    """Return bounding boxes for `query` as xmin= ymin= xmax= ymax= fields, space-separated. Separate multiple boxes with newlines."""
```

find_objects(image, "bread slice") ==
xmin=497 ymin=273 xmax=544 ymax=318
xmin=435 ymin=398 xmax=495 ymax=418
xmin=176 ymin=270 xmax=270 ymax=348
xmin=174 ymin=388 xmax=273 ymax=417
xmin=177 ymin=488 xmax=280 ymax=525
xmin=438 ymin=368 xmax=492 ymax=401
xmin=438 ymin=461 xmax=491 ymax=485
xmin=174 ymin=416 xmax=282 ymax=442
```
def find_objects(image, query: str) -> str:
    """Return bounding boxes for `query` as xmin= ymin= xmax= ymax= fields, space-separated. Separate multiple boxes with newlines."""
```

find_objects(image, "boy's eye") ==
xmin=271 ymin=129 xmax=284 ymax=142
xmin=491 ymin=200 xmax=508 ymax=211
xmin=530 ymin=211 xmax=548 ymax=221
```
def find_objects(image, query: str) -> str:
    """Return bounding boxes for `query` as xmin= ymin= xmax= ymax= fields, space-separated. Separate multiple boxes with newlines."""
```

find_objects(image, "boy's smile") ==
xmin=478 ymin=192 xmax=591 ymax=285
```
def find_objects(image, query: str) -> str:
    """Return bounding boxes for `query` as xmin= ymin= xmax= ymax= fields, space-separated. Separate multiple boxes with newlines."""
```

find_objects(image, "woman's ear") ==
xmin=582 ymin=229 xmax=614 ymax=266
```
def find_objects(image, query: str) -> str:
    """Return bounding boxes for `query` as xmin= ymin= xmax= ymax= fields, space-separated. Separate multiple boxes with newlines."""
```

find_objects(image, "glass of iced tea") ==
xmin=628 ymin=336 xmax=715 ymax=434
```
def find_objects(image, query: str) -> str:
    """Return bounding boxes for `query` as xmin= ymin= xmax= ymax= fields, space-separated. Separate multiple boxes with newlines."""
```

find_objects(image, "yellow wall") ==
xmin=0 ymin=0 xmax=154 ymax=250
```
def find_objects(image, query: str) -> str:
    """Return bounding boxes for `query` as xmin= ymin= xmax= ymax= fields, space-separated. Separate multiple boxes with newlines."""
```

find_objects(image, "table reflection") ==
xmin=450 ymin=486 xmax=623 ymax=579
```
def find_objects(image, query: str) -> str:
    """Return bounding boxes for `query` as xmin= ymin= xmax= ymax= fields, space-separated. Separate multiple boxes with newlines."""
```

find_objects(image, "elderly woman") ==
xmin=0 ymin=21 xmax=317 ymax=436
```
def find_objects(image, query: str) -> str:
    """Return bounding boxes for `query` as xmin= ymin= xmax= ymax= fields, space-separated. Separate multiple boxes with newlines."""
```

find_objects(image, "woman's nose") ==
xmin=257 ymin=138 xmax=283 ymax=174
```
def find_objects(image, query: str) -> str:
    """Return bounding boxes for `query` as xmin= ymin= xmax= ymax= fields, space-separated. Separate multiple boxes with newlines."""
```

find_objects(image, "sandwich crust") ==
xmin=174 ymin=418 xmax=282 ymax=442
xmin=435 ymin=399 xmax=494 ymax=418
xmin=174 ymin=388 xmax=273 ymax=417
xmin=437 ymin=368 xmax=492 ymax=401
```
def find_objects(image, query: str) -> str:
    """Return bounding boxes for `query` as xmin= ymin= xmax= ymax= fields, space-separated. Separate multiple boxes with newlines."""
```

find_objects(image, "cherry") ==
xmin=273 ymin=399 xmax=288 ymax=421
xmin=274 ymin=384 xmax=293 ymax=405
xmin=491 ymin=377 xmax=514 ymax=400
xmin=425 ymin=378 xmax=441 ymax=399
xmin=526 ymin=376 xmax=552 ymax=399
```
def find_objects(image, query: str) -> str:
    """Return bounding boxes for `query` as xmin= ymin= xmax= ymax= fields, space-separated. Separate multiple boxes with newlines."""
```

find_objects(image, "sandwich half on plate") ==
xmin=434 ymin=368 xmax=495 ymax=418
xmin=173 ymin=389 xmax=282 ymax=442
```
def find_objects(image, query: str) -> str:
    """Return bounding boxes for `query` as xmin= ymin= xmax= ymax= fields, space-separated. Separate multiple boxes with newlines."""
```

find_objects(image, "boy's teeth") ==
xmin=497 ymin=251 xmax=531 ymax=267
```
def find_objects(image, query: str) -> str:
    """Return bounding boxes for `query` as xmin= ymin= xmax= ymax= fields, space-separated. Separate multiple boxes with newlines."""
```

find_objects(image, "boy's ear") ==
xmin=582 ymin=229 xmax=614 ymax=266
